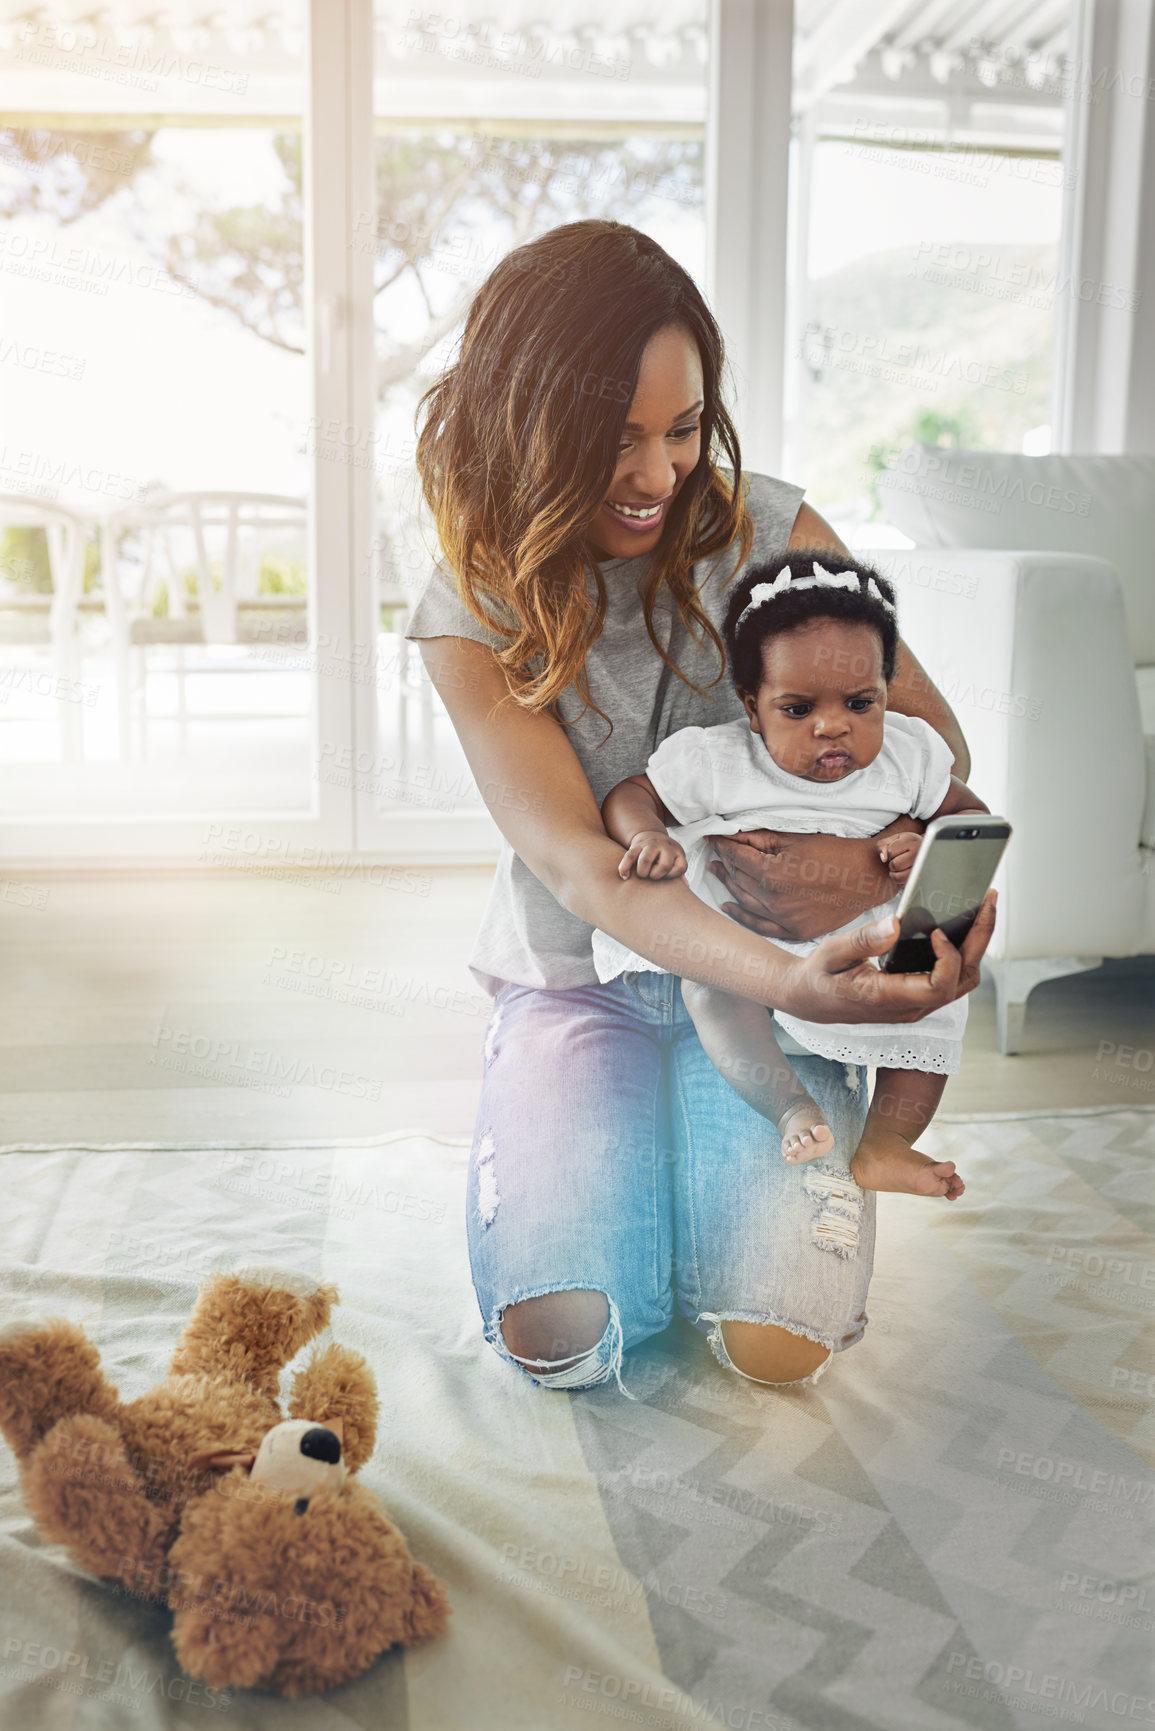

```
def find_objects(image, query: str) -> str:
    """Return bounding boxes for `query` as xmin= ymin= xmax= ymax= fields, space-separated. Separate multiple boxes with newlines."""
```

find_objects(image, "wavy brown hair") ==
xmin=414 ymin=218 xmax=754 ymax=733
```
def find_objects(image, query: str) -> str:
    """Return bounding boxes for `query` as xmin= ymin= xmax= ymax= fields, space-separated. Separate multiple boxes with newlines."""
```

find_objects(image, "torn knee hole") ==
xmin=496 ymin=1291 xmax=632 ymax=1397
xmin=703 ymin=1315 xmax=832 ymax=1386
xmin=499 ymin=1290 xmax=609 ymax=1366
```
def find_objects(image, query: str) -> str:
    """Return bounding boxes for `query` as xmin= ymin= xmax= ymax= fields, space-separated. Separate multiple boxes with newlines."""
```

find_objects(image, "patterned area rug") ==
xmin=1 ymin=1109 xmax=1152 ymax=1731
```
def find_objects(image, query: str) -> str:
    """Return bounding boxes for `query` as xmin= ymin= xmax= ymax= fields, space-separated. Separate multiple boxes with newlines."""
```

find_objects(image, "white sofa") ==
xmin=868 ymin=447 xmax=1155 ymax=1054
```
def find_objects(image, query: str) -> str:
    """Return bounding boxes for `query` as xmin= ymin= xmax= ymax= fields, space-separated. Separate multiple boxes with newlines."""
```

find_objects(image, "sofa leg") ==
xmin=986 ymin=957 xmax=1104 ymax=1055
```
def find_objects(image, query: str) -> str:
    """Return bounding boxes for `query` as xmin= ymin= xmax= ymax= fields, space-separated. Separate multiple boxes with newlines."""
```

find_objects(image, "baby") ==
xmin=592 ymin=551 xmax=989 ymax=1201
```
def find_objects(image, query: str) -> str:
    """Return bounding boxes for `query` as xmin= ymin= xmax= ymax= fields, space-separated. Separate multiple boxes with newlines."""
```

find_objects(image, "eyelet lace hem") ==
xmin=780 ymin=1030 xmax=961 ymax=1074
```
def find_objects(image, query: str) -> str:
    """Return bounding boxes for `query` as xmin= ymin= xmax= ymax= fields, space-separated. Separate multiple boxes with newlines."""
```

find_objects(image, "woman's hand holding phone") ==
xmin=783 ymin=891 xmax=997 ymax=1026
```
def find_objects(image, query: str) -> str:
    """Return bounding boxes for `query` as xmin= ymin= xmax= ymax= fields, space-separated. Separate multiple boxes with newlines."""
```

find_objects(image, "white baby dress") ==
xmin=591 ymin=711 xmax=968 ymax=1074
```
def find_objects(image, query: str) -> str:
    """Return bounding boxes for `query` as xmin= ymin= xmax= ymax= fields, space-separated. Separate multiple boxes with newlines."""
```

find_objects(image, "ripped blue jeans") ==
xmin=467 ymin=972 xmax=876 ymax=1394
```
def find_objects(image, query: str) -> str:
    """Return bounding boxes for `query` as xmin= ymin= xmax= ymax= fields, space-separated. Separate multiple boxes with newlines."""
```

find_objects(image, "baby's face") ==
xmin=742 ymin=618 xmax=886 ymax=782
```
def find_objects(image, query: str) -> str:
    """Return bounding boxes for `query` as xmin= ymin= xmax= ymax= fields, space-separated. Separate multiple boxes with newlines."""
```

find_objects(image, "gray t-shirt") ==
xmin=404 ymin=469 xmax=806 ymax=997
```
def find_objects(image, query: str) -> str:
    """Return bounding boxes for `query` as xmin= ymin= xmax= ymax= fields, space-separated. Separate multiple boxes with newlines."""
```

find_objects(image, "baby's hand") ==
xmin=619 ymin=831 xmax=688 ymax=881
xmin=879 ymin=830 xmax=922 ymax=887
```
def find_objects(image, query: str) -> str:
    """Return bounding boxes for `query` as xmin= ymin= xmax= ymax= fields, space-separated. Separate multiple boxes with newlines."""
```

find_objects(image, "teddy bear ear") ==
xmin=288 ymin=1344 xmax=379 ymax=1473
xmin=171 ymin=1602 xmax=284 ymax=1694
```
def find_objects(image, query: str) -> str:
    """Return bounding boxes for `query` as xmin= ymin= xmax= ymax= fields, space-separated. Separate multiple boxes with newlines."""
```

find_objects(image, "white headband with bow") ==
xmin=734 ymin=560 xmax=896 ymax=632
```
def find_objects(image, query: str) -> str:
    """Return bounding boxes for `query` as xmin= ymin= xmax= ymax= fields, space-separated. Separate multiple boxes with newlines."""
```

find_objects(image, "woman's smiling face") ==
xmin=586 ymin=322 xmax=704 ymax=561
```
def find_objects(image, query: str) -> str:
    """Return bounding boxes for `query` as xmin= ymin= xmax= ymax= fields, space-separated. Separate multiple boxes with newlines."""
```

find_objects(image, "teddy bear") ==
xmin=0 ymin=1268 xmax=449 ymax=1697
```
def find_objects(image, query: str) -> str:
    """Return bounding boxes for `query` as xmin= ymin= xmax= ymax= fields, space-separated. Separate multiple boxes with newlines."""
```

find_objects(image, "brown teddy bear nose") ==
xmin=299 ymin=1426 xmax=342 ymax=1465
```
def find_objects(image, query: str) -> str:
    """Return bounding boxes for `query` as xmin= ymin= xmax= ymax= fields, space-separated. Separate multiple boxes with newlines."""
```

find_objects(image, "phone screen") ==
xmin=884 ymin=820 xmax=1010 ymax=972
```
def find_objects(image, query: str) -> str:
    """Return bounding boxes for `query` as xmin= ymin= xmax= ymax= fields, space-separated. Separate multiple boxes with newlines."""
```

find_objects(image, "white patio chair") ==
xmin=0 ymin=494 xmax=99 ymax=761
xmin=100 ymin=491 xmax=308 ymax=759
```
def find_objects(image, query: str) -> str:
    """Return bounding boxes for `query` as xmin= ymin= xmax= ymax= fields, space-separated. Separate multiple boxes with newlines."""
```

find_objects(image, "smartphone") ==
xmin=881 ymin=813 xmax=1011 ymax=973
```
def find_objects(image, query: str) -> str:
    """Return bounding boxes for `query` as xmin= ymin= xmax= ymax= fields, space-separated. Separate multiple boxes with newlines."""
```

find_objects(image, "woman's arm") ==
xmin=417 ymin=634 xmax=994 ymax=1024
xmin=707 ymin=818 xmax=912 ymax=941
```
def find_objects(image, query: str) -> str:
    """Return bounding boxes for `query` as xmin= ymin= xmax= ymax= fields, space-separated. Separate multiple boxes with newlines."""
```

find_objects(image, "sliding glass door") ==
xmin=0 ymin=2 xmax=354 ymax=861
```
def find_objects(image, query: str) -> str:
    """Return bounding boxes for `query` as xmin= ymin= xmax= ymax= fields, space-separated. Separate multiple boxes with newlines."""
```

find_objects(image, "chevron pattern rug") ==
xmin=1 ymin=1109 xmax=1152 ymax=1731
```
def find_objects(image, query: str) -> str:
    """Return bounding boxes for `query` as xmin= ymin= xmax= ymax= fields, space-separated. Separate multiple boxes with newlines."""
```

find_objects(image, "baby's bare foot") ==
xmin=850 ymin=1130 xmax=964 ymax=1199
xmin=777 ymin=1097 xmax=835 ymax=1164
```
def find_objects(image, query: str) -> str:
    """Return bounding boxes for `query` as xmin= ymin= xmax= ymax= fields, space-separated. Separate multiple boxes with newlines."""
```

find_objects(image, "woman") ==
xmin=406 ymin=219 xmax=992 ymax=1395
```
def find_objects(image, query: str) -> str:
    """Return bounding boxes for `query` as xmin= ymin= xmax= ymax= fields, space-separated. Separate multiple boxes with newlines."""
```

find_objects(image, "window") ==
xmin=785 ymin=5 xmax=1073 ymax=546
xmin=0 ymin=15 xmax=337 ymax=857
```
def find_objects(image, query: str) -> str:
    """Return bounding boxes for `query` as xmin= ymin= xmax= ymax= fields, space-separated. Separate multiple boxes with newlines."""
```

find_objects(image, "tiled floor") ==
xmin=2 ymin=866 xmax=1153 ymax=1145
